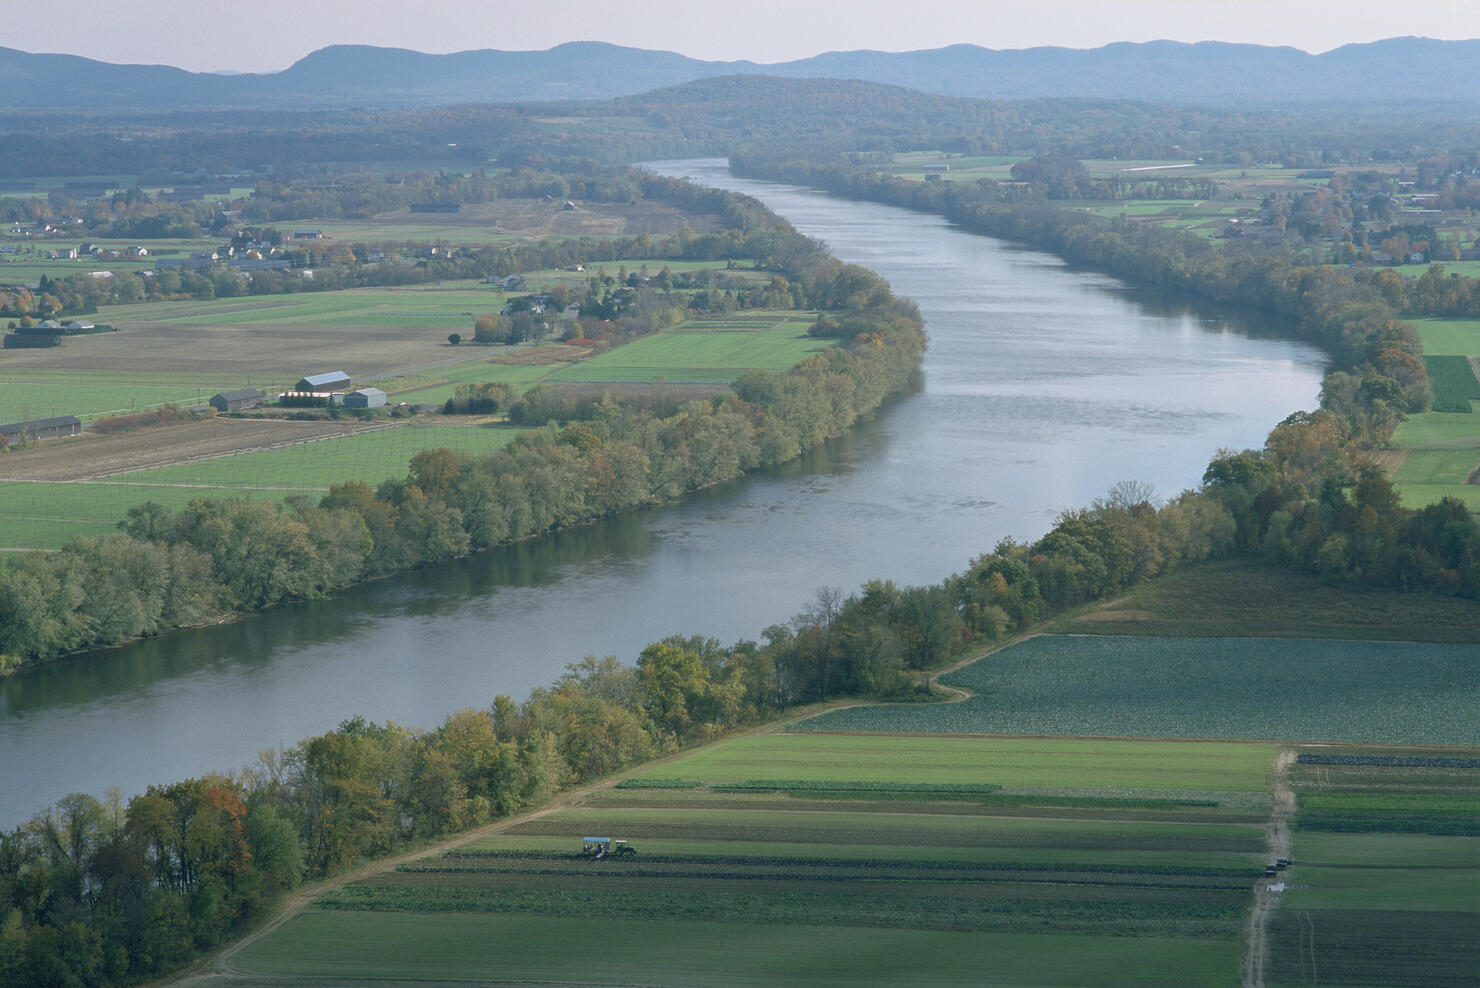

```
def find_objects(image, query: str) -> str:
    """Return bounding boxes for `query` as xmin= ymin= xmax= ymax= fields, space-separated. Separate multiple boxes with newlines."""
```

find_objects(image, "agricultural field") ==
xmin=234 ymin=732 xmax=1274 ymax=986
xmin=1266 ymin=748 xmax=1480 ymax=987
xmin=551 ymin=313 xmax=829 ymax=384
xmin=1421 ymin=354 xmax=1480 ymax=412
xmin=0 ymin=286 xmax=832 ymax=548
xmin=1067 ymin=555 xmax=1480 ymax=642
xmin=0 ymin=421 xmax=526 ymax=549
xmin=1384 ymin=318 xmax=1480 ymax=506
xmin=796 ymin=635 xmax=1480 ymax=744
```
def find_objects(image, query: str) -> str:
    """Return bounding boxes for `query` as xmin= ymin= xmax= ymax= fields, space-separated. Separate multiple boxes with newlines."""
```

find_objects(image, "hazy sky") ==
xmin=5 ymin=0 xmax=1479 ymax=73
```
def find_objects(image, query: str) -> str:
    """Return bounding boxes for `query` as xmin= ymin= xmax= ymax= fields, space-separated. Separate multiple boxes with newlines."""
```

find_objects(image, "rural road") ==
xmin=1242 ymin=747 xmax=1296 ymax=988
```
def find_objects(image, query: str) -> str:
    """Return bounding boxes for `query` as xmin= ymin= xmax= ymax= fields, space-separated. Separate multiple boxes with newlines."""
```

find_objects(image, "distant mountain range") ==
xmin=2 ymin=37 xmax=1477 ymax=111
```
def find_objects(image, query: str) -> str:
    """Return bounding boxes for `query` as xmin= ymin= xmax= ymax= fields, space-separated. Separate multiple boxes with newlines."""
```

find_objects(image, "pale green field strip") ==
xmin=102 ymin=283 xmax=508 ymax=327
xmin=465 ymin=830 xmax=1259 ymax=872
xmin=106 ymin=424 xmax=525 ymax=490
xmin=797 ymin=635 xmax=1480 ymax=744
xmin=1283 ymin=833 xmax=1480 ymax=912
xmin=1392 ymin=483 xmax=1480 ymax=511
xmin=1412 ymin=316 xmax=1480 ymax=356
xmin=0 ymin=370 xmax=254 ymax=422
xmin=1392 ymin=447 xmax=1480 ymax=485
xmin=1391 ymin=409 xmax=1480 ymax=447
xmin=0 ymin=481 xmax=290 ymax=549
xmin=501 ymin=806 xmax=1265 ymax=854
xmin=627 ymin=733 xmax=1276 ymax=793
xmin=235 ymin=913 xmax=1239 ymax=987
xmin=552 ymin=315 xmax=828 ymax=383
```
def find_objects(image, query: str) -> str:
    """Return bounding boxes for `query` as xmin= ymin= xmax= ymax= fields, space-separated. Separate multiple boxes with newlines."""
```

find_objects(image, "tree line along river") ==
xmin=0 ymin=160 xmax=1326 ymax=826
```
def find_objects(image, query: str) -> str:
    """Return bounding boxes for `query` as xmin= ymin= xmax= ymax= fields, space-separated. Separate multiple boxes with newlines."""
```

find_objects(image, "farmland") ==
xmin=1065 ymin=555 xmax=1480 ymax=642
xmin=796 ymin=635 xmax=1480 ymax=744
xmin=1385 ymin=318 xmax=1480 ymax=507
xmin=1266 ymin=748 xmax=1480 ymax=986
xmin=550 ymin=313 xmax=828 ymax=383
xmin=233 ymin=732 xmax=1272 ymax=986
xmin=0 ymin=267 xmax=833 ymax=548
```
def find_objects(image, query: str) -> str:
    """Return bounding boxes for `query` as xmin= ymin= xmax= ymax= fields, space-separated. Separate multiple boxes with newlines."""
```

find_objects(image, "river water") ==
xmin=0 ymin=161 xmax=1325 ymax=826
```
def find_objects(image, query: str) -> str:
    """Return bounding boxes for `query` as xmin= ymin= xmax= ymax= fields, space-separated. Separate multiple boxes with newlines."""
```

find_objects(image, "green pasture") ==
xmin=628 ymin=733 xmax=1275 ymax=794
xmin=1390 ymin=410 xmax=1480 ymax=447
xmin=0 ymin=480 xmax=265 ymax=549
xmin=107 ymin=423 xmax=525 ymax=491
xmin=1393 ymin=447 xmax=1479 ymax=485
xmin=797 ymin=635 xmax=1480 ymax=744
xmin=0 ymin=424 xmax=526 ymax=549
xmin=553 ymin=313 xmax=827 ymax=383
xmin=0 ymin=368 xmax=252 ymax=423
xmin=1412 ymin=316 xmax=1480 ymax=355
xmin=385 ymin=361 xmax=561 ymax=404
xmin=103 ymin=283 xmax=507 ymax=329
xmin=237 ymin=913 xmax=1239 ymax=987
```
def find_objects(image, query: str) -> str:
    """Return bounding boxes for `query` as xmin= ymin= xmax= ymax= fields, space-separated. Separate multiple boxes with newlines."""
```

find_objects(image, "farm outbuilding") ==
xmin=295 ymin=371 xmax=352 ymax=393
xmin=0 ymin=415 xmax=82 ymax=445
xmin=343 ymin=388 xmax=386 ymax=409
xmin=209 ymin=389 xmax=265 ymax=412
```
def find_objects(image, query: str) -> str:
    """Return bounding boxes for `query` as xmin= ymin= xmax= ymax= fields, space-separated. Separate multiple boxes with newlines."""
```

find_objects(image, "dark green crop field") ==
xmin=796 ymin=635 xmax=1480 ymax=744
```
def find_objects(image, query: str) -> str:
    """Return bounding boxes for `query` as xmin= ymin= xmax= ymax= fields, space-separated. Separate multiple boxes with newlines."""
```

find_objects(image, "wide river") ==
xmin=0 ymin=161 xmax=1325 ymax=826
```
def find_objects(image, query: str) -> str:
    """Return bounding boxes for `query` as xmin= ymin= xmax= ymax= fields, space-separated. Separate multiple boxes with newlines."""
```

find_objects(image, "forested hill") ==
xmin=3 ymin=36 xmax=1479 ymax=111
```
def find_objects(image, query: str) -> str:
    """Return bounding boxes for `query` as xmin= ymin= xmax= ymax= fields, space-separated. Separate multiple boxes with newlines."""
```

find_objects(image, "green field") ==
xmin=1267 ymin=750 xmax=1480 ymax=986
xmin=0 ymin=368 xmax=253 ymax=423
xmin=1382 ymin=319 xmax=1480 ymax=505
xmin=104 ymin=285 xmax=508 ymax=329
xmin=236 ymin=731 xmax=1270 ymax=985
xmin=1412 ymin=316 xmax=1480 ymax=356
xmin=552 ymin=313 xmax=829 ymax=383
xmin=628 ymin=734 xmax=1275 ymax=795
xmin=107 ymin=423 xmax=525 ymax=490
xmin=796 ymin=635 xmax=1480 ymax=743
xmin=1422 ymin=354 xmax=1480 ymax=412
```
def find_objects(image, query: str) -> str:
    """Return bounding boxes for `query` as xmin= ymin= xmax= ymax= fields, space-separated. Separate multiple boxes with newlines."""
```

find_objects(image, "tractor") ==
xmin=581 ymin=837 xmax=637 ymax=858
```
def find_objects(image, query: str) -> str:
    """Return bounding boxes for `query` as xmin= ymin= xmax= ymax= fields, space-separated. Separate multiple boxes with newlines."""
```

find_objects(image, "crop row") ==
xmin=1296 ymin=753 xmax=1480 ymax=768
xmin=1421 ymin=355 xmax=1480 ymax=412
xmin=427 ymin=850 xmax=1259 ymax=879
xmin=318 ymin=879 xmax=1247 ymax=938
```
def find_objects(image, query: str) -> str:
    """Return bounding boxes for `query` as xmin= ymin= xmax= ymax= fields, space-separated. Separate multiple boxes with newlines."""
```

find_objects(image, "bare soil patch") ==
xmin=488 ymin=343 xmax=594 ymax=366
xmin=1365 ymin=448 xmax=1408 ymax=475
xmin=0 ymin=418 xmax=389 ymax=482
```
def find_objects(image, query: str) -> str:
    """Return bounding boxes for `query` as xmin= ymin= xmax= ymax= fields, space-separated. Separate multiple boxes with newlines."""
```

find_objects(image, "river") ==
xmin=0 ymin=160 xmax=1325 ymax=826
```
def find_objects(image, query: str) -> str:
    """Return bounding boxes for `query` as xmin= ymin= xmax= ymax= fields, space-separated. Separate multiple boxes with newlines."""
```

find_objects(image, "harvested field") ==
xmin=0 ymin=417 xmax=388 ymax=482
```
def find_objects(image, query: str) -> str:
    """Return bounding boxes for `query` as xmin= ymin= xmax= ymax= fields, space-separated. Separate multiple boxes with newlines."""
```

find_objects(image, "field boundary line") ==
xmin=1242 ymin=746 xmax=1295 ymax=988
